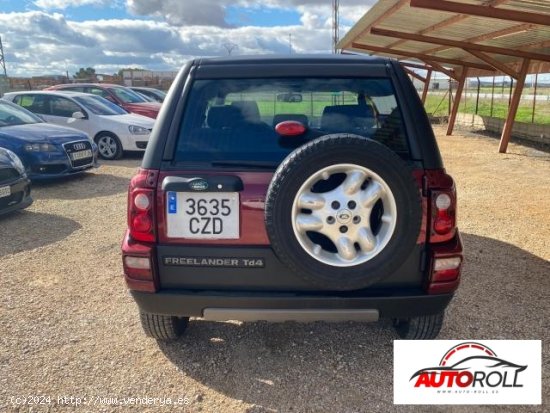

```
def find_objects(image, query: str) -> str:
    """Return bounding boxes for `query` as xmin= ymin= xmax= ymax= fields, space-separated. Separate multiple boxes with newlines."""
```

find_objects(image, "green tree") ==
xmin=74 ymin=67 xmax=96 ymax=79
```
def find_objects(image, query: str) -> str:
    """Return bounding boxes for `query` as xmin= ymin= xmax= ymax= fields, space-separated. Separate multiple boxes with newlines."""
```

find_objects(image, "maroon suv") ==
xmin=122 ymin=55 xmax=463 ymax=341
xmin=45 ymin=83 xmax=161 ymax=119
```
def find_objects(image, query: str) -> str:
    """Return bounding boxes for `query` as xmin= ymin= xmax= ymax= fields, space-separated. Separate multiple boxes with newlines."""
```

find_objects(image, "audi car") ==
xmin=0 ymin=147 xmax=32 ymax=216
xmin=0 ymin=100 xmax=98 ymax=180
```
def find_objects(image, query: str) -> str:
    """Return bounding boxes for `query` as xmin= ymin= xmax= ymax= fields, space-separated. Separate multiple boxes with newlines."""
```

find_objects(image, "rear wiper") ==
xmin=211 ymin=160 xmax=279 ymax=169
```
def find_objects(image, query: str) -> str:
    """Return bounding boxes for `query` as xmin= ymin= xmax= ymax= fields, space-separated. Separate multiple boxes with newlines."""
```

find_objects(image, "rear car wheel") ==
xmin=393 ymin=311 xmax=445 ymax=340
xmin=139 ymin=312 xmax=189 ymax=340
xmin=95 ymin=133 xmax=123 ymax=160
xmin=265 ymin=134 xmax=422 ymax=291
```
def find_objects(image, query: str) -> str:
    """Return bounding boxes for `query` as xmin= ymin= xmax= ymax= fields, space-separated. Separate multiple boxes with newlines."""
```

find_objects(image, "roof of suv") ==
xmin=192 ymin=54 xmax=393 ymax=80
xmin=195 ymin=54 xmax=389 ymax=65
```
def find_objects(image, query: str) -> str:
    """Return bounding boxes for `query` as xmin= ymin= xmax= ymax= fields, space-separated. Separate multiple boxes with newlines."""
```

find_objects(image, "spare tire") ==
xmin=265 ymin=134 xmax=422 ymax=291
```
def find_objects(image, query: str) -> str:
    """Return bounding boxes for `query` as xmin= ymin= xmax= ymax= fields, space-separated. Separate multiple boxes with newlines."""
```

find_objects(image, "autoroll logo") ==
xmin=411 ymin=342 xmax=526 ymax=390
xmin=394 ymin=340 xmax=541 ymax=405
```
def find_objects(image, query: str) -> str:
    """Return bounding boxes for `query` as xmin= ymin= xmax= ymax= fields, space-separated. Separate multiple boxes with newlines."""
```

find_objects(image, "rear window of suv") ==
xmin=174 ymin=78 xmax=409 ymax=164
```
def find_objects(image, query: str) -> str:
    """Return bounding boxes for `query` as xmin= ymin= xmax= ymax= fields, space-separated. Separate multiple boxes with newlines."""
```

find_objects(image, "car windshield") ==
xmin=73 ymin=95 xmax=128 ymax=116
xmin=108 ymin=87 xmax=148 ymax=104
xmin=0 ymin=100 xmax=43 ymax=127
xmin=143 ymin=89 xmax=166 ymax=100
xmin=152 ymin=90 xmax=166 ymax=99
xmin=174 ymin=77 xmax=409 ymax=164
xmin=135 ymin=92 xmax=155 ymax=102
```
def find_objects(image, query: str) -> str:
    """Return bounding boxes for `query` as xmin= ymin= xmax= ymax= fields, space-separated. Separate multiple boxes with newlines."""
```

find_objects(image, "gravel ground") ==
xmin=0 ymin=128 xmax=548 ymax=413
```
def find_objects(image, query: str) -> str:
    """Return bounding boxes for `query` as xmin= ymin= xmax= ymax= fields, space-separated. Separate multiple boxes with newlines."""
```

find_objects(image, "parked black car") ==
xmin=0 ymin=147 xmax=32 ymax=216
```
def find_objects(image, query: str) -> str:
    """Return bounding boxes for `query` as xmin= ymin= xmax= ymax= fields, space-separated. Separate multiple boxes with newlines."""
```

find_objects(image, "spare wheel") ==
xmin=264 ymin=134 xmax=422 ymax=291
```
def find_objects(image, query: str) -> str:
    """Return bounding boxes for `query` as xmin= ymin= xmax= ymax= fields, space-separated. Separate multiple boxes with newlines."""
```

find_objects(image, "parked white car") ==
xmin=3 ymin=91 xmax=155 ymax=160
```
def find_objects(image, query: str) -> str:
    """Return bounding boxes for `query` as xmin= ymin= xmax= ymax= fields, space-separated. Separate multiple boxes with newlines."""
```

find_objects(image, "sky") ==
xmin=0 ymin=0 xmax=375 ymax=77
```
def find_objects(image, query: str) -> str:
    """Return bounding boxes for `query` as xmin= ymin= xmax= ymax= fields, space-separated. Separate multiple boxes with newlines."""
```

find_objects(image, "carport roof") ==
xmin=338 ymin=0 xmax=550 ymax=79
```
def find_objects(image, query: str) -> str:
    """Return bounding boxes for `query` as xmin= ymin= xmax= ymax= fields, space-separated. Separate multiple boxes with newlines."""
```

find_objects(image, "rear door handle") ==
xmin=161 ymin=176 xmax=244 ymax=192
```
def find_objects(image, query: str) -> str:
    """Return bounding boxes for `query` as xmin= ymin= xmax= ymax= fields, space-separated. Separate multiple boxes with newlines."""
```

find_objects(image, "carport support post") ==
xmin=499 ymin=58 xmax=530 ymax=153
xmin=421 ymin=69 xmax=432 ymax=104
xmin=446 ymin=67 xmax=468 ymax=136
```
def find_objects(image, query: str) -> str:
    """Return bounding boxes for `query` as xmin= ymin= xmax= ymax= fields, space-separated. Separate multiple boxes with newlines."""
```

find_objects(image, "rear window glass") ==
xmin=175 ymin=78 xmax=409 ymax=164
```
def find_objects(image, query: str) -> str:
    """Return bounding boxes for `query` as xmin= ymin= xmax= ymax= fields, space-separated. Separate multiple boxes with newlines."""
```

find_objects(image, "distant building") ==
xmin=8 ymin=75 xmax=67 ymax=91
xmin=122 ymin=69 xmax=178 ymax=90
xmin=96 ymin=74 xmax=121 ymax=83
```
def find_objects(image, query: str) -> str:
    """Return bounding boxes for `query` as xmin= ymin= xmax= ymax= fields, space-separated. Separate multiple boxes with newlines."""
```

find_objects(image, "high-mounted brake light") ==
xmin=275 ymin=120 xmax=307 ymax=137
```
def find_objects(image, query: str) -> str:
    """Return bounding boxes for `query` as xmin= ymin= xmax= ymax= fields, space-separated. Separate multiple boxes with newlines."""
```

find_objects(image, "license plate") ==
xmin=0 ymin=185 xmax=10 ymax=198
xmin=71 ymin=149 xmax=92 ymax=161
xmin=166 ymin=192 xmax=239 ymax=239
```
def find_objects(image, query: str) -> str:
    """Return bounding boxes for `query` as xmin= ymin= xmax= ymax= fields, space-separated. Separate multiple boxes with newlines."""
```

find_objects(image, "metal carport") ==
xmin=338 ymin=0 xmax=550 ymax=153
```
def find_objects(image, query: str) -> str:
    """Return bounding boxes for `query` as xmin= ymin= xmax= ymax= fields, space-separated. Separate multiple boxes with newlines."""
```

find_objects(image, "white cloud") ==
xmin=34 ymin=0 xmax=110 ymax=9
xmin=1 ymin=13 xmax=328 ymax=76
xmin=126 ymin=0 xmax=229 ymax=27
xmin=127 ymin=0 xmax=374 ymax=27
xmin=0 ymin=1 xmax=373 ymax=77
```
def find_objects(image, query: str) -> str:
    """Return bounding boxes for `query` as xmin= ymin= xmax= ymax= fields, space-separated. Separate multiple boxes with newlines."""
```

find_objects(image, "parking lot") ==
xmin=0 ymin=126 xmax=548 ymax=412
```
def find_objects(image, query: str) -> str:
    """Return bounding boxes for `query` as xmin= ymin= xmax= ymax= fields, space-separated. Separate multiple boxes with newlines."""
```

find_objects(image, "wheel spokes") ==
xmin=361 ymin=181 xmax=384 ymax=208
xmin=336 ymin=237 xmax=356 ymax=261
xmin=342 ymin=170 xmax=367 ymax=195
xmin=291 ymin=163 xmax=397 ymax=267
xmin=357 ymin=227 xmax=376 ymax=252
xmin=297 ymin=193 xmax=325 ymax=210
xmin=295 ymin=215 xmax=324 ymax=233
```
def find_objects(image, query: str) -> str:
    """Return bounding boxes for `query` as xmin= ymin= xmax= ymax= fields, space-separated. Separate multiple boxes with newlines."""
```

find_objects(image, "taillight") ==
xmin=122 ymin=232 xmax=157 ymax=292
xmin=428 ymin=254 xmax=463 ymax=295
xmin=432 ymin=257 xmax=461 ymax=282
xmin=426 ymin=231 xmax=463 ymax=295
xmin=433 ymin=192 xmax=454 ymax=236
xmin=128 ymin=169 xmax=158 ymax=243
xmin=423 ymin=169 xmax=462 ymax=295
xmin=427 ymin=171 xmax=457 ymax=243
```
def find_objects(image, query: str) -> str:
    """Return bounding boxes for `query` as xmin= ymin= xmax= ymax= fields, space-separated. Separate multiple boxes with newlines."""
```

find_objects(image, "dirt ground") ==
xmin=0 ymin=126 xmax=548 ymax=412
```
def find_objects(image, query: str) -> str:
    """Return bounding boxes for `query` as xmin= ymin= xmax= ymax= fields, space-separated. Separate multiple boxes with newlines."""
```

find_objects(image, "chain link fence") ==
xmin=420 ymin=73 xmax=550 ymax=125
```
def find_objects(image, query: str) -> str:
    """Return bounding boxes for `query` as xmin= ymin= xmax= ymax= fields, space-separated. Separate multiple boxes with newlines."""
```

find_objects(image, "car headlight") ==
xmin=1 ymin=148 xmax=26 ymax=174
xmin=128 ymin=125 xmax=151 ymax=135
xmin=24 ymin=143 xmax=57 ymax=152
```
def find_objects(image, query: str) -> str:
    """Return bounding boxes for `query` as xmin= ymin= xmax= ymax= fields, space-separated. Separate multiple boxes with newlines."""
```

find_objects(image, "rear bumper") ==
xmin=131 ymin=289 xmax=453 ymax=320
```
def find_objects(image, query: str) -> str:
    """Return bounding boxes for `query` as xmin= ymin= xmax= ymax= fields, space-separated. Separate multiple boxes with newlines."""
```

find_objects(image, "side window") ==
xmin=49 ymin=96 xmax=81 ymax=118
xmin=87 ymin=87 xmax=110 ymax=99
xmin=91 ymin=88 xmax=118 ymax=104
xmin=63 ymin=86 xmax=85 ymax=93
xmin=13 ymin=95 xmax=28 ymax=107
xmin=14 ymin=94 xmax=49 ymax=115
